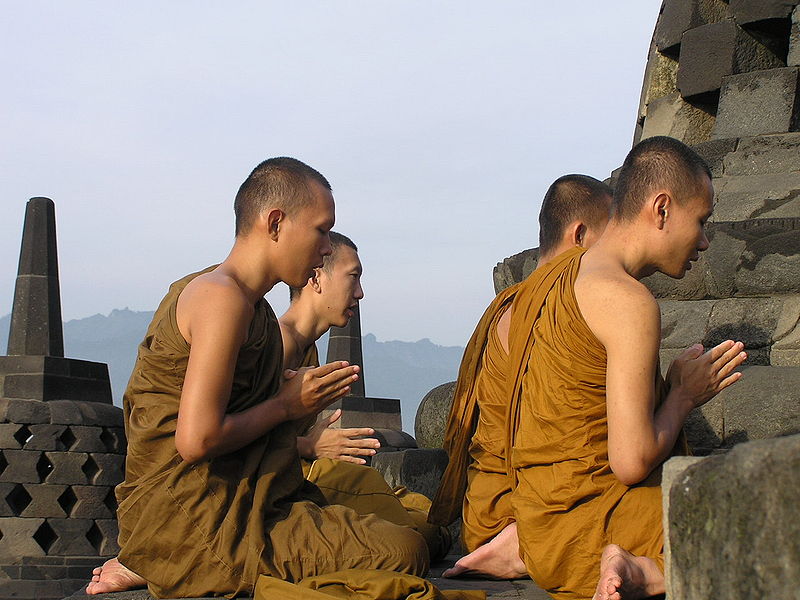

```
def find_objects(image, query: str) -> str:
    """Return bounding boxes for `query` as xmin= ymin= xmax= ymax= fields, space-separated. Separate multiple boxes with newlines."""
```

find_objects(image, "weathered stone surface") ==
xmin=86 ymin=453 xmax=125 ymax=486
xmin=640 ymin=92 xmax=716 ymax=145
xmin=635 ymin=41 xmax=679 ymax=146
xmin=64 ymin=426 xmax=106 ymax=453
xmin=730 ymin=0 xmax=800 ymax=25
xmin=659 ymin=299 xmax=715 ymax=349
xmin=790 ymin=5 xmax=800 ymax=66
xmin=25 ymin=424 xmax=69 ymax=451
xmin=684 ymin=398 xmax=725 ymax=453
xmin=714 ymin=67 xmax=800 ymax=139
xmin=719 ymin=366 xmax=800 ymax=443
xmin=94 ymin=518 xmax=120 ymax=557
xmin=415 ymin=382 xmax=456 ymax=449
xmin=723 ymin=132 xmax=800 ymax=175
xmin=70 ymin=486 xmax=114 ymax=519
xmin=17 ymin=484 xmax=69 ymax=518
xmin=45 ymin=518 xmax=97 ymax=555
xmin=325 ymin=303 xmax=366 ymax=397
xmin=0 ymin=450 xmax=43 ymax=484
xmin=493 ymin=248 xmax=538 ymax=294
xmin=0 ymin=397 xmax=50 ymax=424
xmin=371 ymin=448 xmax=449 ymax=501
xmin=0 ymin=517 xmax=46 ymax=560
xmin=678 ymin=20 xmax=784 ymax=99
xmin=370 ymin=428 xmax=416 ymax=452
xmin=713 ymin=173 xmax=800 ymax=220
xmin=45 ymin=453 xmax=89 ymax=485
xmin=655 ymin=0 xmax=730 ymax=54
xmin=692 ymin=137 xmax=739 ymax=177
xmin=666 ymin=434 xmax=800 ymax=599
xmin=6 ymin=198 xmax=64 ymax=358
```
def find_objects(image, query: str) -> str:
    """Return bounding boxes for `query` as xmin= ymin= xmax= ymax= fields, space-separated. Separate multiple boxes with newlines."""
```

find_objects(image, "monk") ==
xmin=280 ymin=231 xmax=451 ymax=561
xmin=430 ymin=175 xmax=613 ymax=579
xmin=86 ymin=158 xmax=430 ymax=598
xmin=506 ymin=136 xmax=747 ymax=599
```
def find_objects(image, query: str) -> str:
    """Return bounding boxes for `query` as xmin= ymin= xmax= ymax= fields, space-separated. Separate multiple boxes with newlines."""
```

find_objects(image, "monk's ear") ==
xmin=310 ymin=269 xmax=323 ymax=294
xmin=652 ymin=192 xmax=672 ymax=230
xmin=264 ymin=208 xmax=284 ymax=241
xmin=574 ymin=223 xmax=588 ymax=247
xmin=565 ymin=221 xmax=584 ymax=247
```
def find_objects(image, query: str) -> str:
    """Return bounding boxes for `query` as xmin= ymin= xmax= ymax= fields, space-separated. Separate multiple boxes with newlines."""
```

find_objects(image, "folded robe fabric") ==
xmin=505 ymin=247 xmax=686 ymax=599
xmin=255 ymin=569 xmax=486 ymax=600
xmin=428 ymin=283 xmax=520 ymax=530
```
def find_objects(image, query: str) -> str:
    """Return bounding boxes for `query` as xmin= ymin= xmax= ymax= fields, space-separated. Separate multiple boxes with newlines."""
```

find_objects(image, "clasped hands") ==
xmin=667 ymin=339 xmax=747 ymax=408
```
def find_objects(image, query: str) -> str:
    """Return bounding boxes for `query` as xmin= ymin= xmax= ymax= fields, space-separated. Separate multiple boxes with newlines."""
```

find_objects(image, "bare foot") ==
xmin=86 ymin=557 xmax=147 ymax=595
xmin=442 ymin=522 xmax=528 ymax=580
xmin=592 ymin=544 xmax=664 ymax=600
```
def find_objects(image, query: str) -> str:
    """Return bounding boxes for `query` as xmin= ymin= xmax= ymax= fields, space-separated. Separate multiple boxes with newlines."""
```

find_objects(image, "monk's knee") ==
xmin=390 ymin=526 xmax=429 ymax=577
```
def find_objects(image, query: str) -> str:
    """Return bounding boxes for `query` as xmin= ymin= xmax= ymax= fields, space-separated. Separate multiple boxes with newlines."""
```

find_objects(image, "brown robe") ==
xmin=299 ymin=344 xmax=451 ymax=561
xmin=506 ymin=248 xmax=680 ymax=600
xmin=116 ymin=268 xmax=429 ymax=598
xmin=428 ymin=284 xmax=518 ymax=551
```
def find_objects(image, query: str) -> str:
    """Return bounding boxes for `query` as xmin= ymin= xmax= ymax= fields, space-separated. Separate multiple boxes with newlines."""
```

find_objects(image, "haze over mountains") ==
xmin=0 ymin=310 xmax=463 ymax=433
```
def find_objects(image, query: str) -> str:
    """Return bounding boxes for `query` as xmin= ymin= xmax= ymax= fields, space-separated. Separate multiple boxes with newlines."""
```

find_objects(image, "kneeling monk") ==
xmin=430 ymin=174 xmax=612 ymax=579
xmin=280 ymin=231 xmax=450 ymax=560
xmin=87 ymin=158 xmax=429 ymax=598
xmin=507 ymin=137 xmax=747 ymax=599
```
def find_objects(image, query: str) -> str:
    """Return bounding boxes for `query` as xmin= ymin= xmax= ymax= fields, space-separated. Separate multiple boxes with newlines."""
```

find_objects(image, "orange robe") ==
xmin=116 ymin=268 xmax=429 ymax=598
xmin=506 ymin=248 xmax=676 ymax=600
xmin=429 ymin=284 xmax=518 ymax=551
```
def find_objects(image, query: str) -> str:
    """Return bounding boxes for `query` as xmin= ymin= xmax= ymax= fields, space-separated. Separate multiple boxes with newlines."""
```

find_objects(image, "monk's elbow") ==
xmin=175 ymin=434 xmax=215 ymax=464
xmin=609 ymin=458 xmax=650 ymax=486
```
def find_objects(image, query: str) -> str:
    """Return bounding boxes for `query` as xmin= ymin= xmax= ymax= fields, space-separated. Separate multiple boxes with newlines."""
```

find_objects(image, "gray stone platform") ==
xmin=61 ymin=556 xmax=551 ymax=599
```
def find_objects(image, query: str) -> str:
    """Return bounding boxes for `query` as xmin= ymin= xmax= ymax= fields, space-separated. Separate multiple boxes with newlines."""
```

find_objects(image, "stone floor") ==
xmin=63 ymin=555 xmax=551 ymax=599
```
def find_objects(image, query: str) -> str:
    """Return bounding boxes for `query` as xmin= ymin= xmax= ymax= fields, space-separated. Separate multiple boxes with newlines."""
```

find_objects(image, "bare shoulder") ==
xmin=575 ymin=263 xmax=660 ymax=348
xmin=177 ymin=269 xmax=254 ymax=343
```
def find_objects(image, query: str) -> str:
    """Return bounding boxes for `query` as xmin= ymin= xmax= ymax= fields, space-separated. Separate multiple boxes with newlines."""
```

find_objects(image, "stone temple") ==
xmin=1 ymin=1 xmax=799 ymax=598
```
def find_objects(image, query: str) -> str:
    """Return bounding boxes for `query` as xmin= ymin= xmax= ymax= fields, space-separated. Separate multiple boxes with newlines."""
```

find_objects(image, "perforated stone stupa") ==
xmin=0 ymin=198 xmax=126 ymax=600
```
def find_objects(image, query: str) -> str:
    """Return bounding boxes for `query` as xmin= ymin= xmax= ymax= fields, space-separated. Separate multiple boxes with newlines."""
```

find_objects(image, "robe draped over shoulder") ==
xmin=428 ymin=283 xmax=518 ymax=532
xmin=506 ymin=248 xmax=681 ymax=600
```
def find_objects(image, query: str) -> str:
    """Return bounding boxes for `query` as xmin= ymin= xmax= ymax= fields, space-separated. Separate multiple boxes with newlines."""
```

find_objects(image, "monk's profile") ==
xmin=279 ymin=231 xmax=451 ymax=561
xmin=507 ymin=136 xmax=747 ymax=599
xmin=86 ymin=158 xmax=430 ymax=598
xmin=429 ymin=174 xmax=613 ymax=579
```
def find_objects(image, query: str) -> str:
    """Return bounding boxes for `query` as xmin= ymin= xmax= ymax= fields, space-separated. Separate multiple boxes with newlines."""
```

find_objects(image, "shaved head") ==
xmin=234 ymin=157 xmax=331 ymax=236
xmin=613 ymin=136 xmax=711 ymax=222
xmin=538 ymin=175 xmax=612 ymax=256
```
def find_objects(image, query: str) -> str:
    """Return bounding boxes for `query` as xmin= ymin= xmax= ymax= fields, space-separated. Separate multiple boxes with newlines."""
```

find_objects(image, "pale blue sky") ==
xmin=1 ymin=1 xmax=662 ymax=347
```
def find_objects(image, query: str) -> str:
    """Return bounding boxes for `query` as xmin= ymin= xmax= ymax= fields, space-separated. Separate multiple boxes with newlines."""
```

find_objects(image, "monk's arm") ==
xmin=588 ymin=279 xmax=745 ymax=485
xmin=174 ymin=279 xmax=359 ymax=464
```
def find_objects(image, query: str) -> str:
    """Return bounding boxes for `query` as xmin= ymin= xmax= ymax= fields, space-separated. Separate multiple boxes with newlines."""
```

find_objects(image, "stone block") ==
xmin=715 ymin=67 xmax=800 ymax=139
xmin=0 ymin=450 xmax=43 ymax=484
xmin=640 ymin=92 xmax=716 ymax=145
xmin=772 ymin=307 xmax=800 ymax=365
xmin=655 ymin=0 xmax=730 ymax=54
xmin=659 ymin=300 xmax=716 ymax=349
xmin=685 ymin=398 xmax=725 ymax=453
xmin=790 ymin=5 xmax=800 ymax=66
xmin=370 ymin=429 xmax=416 ymax=453
xmin=731 ymin=0 xmax=800 ymax=25
xmin=0 ymin=423 xmax=29 ymax=449
xmin=0 ymin=397 xmax=50 ymax=424
xmin=414 ymin=382 xmax=456 ymax=449
xmin=100 ymin=427 xmax=127 ymax=454
xmin=0 ymin=517 xmax=46 ymax=561
xmin=635 ymin=41 xmax=679 ymax=142
xmin=94 ymin=518 xmax=120 ymax=556
xmin=44 ymin=518 xmax=98 ymax=555
xmin=0 ymin=483 xmax=18 ymax=516
xmin=88 ymin=453 xmax=125 ymax=486
xmin=665 ymin=434 xmax=800 ymax=599
xmin=723 ymin=132 xmax=800 ymax=175
xmin=713 ymin=173 xmax=800 ymax=220
xmin=17 ymin=484 xmax=69 ymax=518
xmin=719 ymin=365 xmax=800 ymax=443
xmin=44 ymin=452 xmax=89 ymax=485
xmin=678 ymin=20 xmax=784 ymax=99
xmin=493 ymin=248 xmax=538 ymax=294
xmin=71 ymin=485 xmax=115 ymax=519
xmin=692 ymin=137 xmax=739 ymax=177
xmin=63 ymin=426 xmax=106 ymax=452
xmin=736 ymin=228 xmax=800 ymax=295
xmin=24 ymin=424 xmax=68 ymax=451
xmin=371 ymin=448 xmax=449 ymax=501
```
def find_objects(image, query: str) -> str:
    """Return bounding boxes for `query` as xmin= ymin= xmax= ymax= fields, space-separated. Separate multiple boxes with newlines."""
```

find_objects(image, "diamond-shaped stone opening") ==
xmin=6 ymin=484 xmax=32 ymax=516
xmin=100 ymin=428 xmax=117 ymax=452
xmin=86 ymin=521 xmax=103 ymax=554
xmin=33 ymin=520 xmax=57 ymax=554
xmin=103 ymin=488 xmax=118 ymax=513
xmin=13 ymin=425 xmax=32 ymax=447
xmin=58 ymin=427 xmax=77 ymax=451
xmin=82 ymin=455 xmax=99 ymax=484
xmin=57 ymin=487 xmax=78 ymax=516
xmin=0 ymin=452 xmax=7 ymax=477
xmin=36 ymin=453 xmax=54 ymax=482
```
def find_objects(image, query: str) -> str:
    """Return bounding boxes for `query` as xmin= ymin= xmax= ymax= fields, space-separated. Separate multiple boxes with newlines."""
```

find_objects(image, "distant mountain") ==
xmin=0 ymin=310 xmax=463 ymax=434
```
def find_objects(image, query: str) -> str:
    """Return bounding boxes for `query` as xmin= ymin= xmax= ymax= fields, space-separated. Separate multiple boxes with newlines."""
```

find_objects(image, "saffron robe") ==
xmin=428 ymin=284 xmax=518 ymax=552
xmin=507 ymin=248 xmax=679 ymax=600
xmin=299 ymin=345 xmax=451 ymax=561
xmin=116 ymin=268 xmax=429 ymax=599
